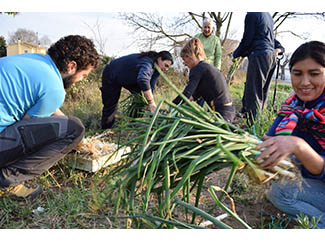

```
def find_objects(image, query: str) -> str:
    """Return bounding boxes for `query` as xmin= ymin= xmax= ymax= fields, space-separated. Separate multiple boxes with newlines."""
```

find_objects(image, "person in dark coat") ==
xmin=100 ymin=51 xmax=173 ymax=129
xmin=233 ymin=12 xmax=284 ymax=124
xmin=173 ymin=38 xmax=235 ymax=122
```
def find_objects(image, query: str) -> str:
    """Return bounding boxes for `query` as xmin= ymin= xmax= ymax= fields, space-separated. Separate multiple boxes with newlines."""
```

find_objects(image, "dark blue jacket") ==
xmin=102 ymin=53 xmax=160 ymax=92
xmin=233 ymin=12 xmax=275 ymax=58
xmin=267 ymin=93 xmax=325 ymax=180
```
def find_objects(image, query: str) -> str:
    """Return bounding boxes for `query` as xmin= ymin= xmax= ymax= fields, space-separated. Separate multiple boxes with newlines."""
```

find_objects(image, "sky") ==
xmin=1 ymin=1 xmax=325 ymax=57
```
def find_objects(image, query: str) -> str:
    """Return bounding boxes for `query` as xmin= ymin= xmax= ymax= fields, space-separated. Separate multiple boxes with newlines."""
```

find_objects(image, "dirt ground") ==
xmin=192 ymin=167 xmax=296 ymax=229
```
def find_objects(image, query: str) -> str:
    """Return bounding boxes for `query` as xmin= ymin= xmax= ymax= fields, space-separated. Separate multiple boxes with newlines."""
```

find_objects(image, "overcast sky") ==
xmin=1 ymin=1 xmax=325 ymax=56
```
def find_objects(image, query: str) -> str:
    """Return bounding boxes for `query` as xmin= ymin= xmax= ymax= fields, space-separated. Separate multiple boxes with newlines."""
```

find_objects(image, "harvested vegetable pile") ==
xmin=91 ymin=65 xmax=297 ymax=228
xmin=75 ymin=136 xmax=117 ymax=160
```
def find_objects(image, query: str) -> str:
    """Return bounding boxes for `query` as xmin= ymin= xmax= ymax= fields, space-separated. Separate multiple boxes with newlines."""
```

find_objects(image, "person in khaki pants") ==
xmin=0 ymin=35 xmax=99 ymax=200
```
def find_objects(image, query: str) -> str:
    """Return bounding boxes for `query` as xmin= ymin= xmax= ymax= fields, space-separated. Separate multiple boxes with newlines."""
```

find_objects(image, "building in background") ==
xmin=6 ymin=39 xmax=46 ymax=56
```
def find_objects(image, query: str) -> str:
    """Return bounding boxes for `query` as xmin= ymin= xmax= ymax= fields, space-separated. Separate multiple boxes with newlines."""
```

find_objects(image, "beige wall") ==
xmin=7 ymin=40 xmax=46 ymax=56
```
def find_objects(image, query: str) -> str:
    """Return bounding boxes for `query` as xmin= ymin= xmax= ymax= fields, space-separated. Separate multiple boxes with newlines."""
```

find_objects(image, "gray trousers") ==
xmin=0 ymin=116 xmax=85 ymax=187
xmin=242 ymin=51 xmax=276 ymax=121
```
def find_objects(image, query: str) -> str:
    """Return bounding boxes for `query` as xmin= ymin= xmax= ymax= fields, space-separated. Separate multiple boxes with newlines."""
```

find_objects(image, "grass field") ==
xmin=1 ymin=69 xmax=299 ymax=229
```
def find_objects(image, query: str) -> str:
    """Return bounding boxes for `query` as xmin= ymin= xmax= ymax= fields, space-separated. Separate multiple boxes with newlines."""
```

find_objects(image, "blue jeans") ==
xmin=267 ymin=178 xmax=325 ymax=228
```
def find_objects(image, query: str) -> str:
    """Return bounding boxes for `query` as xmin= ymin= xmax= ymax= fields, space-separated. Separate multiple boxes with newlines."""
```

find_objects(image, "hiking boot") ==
xmin=0 ymin=183 xmax=42 ymax=200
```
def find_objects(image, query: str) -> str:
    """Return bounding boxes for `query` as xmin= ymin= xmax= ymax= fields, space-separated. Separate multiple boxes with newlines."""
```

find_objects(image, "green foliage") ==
xmin=87 ymin=55 xmax=113 ymax=83
xmin=0 ymin=36 xmax=6 ymax=47
xmin=62 ymin=79 xmax=102 ymax=130
xmin=0 ymin=36 xmax=6 ymax=57
xmin=226 ymin=57 xmax=244 ymax=86
xmin=230 ymin=80 xmax=291 ymax=138
xmin=230 ymin=172 xmax=250 ymax=196
xmin=0 ymin=12 xmax=18 ymax=16
xmin=294 ymin=212 xmax=321 ymax=229
xmin=260 ymin=213 xmax=292 ymax=229
xmin=120 ymin=92 xmax=148 ymax=118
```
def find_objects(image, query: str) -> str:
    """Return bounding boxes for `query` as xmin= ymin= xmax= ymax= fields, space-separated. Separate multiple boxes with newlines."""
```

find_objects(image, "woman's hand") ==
xmin=256 ymin=135 xmax=300 ymax=168
xmin=149 ymin=102 xmax=157 ymax=113
xmin=257 ymin=135 xmax=324 ymax=175
xmin=143 ymin=89 xmax=156 ymax=113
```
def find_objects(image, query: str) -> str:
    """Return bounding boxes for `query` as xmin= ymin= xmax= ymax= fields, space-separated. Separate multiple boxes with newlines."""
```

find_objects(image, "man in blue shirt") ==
xmin=233 ymin=12 xmax=284 ymax=124
xmin=0 ymin=35 xmax=99 ymax=199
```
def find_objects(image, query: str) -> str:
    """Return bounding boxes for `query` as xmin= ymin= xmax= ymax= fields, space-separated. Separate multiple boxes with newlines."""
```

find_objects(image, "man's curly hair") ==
xmin=47 ymin=35 xmax=99 ymax=73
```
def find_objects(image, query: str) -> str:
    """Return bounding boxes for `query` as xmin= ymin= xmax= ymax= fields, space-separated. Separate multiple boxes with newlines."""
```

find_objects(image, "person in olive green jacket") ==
xmin=194 ymin=17 xmax=222 ymax=70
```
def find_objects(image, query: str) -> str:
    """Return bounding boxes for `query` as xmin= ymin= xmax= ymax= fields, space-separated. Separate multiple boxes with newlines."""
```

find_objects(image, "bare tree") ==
xmin=119 ymin=12 xmax=325 ymax=76
xmin=273 ymin=12 xmax=325 ymax=40
xmin=120 ymin=12 xmax=325 ymax=50
xmin=119 ymin=12 xmax=233 ymax=50
xmin=273 ymin=12 xmax=325 ymax=30
xmin=8 ymin=28 xmax=52 ymax=48
xmin=119 ymin=12 xmax=193 ymax=50
xmin=83 ymin=18 xmax=108 ymax=55
xmin=8 ymin=28 xmax=39 ymax=45
xmin=39 ymin=35 xmax=52 ymax=49
xmin=188 ymin=12 xmax=233 ymax=43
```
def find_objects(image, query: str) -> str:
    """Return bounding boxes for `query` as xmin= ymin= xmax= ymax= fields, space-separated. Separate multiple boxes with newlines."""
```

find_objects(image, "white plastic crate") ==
xmin=66 ymin=144 xmax=130 ymax=172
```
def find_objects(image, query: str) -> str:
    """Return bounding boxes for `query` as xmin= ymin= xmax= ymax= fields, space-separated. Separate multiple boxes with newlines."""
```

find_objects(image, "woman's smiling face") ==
xmin=291 ymin=57 xmax=325 ymax=102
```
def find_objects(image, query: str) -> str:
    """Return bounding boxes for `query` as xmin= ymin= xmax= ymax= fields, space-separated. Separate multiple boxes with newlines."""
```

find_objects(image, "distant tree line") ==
xmin=0 ymin=36 xmax=6 ymax=57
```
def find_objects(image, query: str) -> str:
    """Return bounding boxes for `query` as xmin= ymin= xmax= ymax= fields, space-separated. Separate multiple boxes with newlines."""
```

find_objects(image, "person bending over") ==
xmin=100 ymin=51 xmax=173 ymax=129
xmin=0 ymin=35 xmax=100 ymax=199
xmin=173 ymin=38 xmax=235 ymax=123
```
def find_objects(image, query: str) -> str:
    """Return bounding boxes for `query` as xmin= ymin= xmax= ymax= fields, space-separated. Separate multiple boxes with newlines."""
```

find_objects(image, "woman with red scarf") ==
xmin=256 ymin=41 xmax=325 ymax=228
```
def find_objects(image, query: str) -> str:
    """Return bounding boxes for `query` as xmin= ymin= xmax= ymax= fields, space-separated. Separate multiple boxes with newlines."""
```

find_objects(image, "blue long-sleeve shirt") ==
xmin=267 ymin=94 xmax=325 ymax=180
xmin=233 ymin=12 xmax=275 ymax=58
xmin=102 ymin=53 xmax=160 ymax=92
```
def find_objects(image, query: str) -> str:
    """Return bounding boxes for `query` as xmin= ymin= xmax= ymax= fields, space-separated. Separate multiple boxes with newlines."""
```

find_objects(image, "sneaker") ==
xmin=0 ymin=183 xmax=42 ymax=200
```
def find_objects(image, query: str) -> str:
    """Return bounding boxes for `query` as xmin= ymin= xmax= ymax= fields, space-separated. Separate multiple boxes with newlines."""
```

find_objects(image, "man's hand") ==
xmin=274 ymin=48 xmax=282 ymax=58
xmin=52 ymin=109 xmax=65 ymax=116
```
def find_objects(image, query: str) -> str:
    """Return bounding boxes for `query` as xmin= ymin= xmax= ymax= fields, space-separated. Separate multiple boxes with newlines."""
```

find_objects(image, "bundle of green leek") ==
xmin=226 ymin=57 xmax=244 ymax=86
xmin=91 ymin=64 xmax=296 ymax=226
xmin=120 ymin=92 xmax=148 ymax=118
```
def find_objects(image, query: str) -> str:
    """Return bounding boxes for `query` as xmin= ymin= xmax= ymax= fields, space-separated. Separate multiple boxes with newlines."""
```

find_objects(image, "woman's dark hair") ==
xmin=289 ymin=41 xmax=325 ymax=71
xmin=47 ymin=35 xmax=100 ymax=73
xmin=139 ymin=50 xmax=174 ymax=64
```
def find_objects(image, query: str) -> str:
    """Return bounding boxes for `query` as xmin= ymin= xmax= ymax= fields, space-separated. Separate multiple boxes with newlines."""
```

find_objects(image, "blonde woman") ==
xmin=173 ymin=38 xmax=235 ymax=122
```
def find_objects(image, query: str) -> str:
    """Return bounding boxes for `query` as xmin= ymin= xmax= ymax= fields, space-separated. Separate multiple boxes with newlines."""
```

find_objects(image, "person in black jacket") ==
xmin=233 ymin=12 xmax=284 ymax=124
xmin=100 ymin=51 xmax=173 ymax=129
xmin=173 ymin=38 xmax=235 ymax=122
